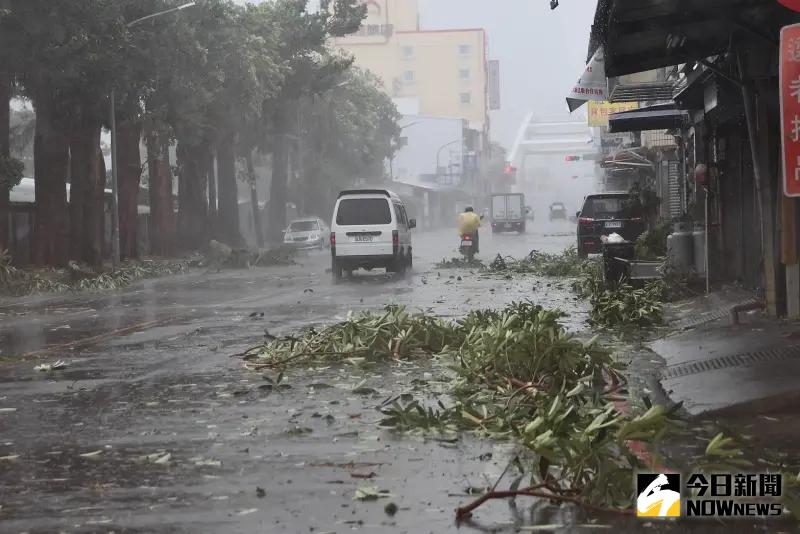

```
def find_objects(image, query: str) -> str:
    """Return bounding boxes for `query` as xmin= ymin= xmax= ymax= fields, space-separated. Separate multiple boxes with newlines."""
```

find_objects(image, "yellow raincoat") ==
xmin=458 ymin=211 xmax=481 ymax=235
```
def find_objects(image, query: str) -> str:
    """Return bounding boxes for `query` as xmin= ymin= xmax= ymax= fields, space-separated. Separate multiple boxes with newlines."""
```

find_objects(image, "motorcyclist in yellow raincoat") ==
xmin=458 ymin=206 xmax=482 ymax=252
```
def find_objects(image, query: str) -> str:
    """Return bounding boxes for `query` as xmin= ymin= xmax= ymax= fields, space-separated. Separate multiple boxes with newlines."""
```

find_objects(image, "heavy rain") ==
xmin=2 ymin=1 xmax=800 ymax=533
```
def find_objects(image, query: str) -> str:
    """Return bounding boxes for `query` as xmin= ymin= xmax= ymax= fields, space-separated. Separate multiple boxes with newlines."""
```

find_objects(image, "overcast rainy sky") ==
xmin=235 ymin=0 xmax=596 ymax=149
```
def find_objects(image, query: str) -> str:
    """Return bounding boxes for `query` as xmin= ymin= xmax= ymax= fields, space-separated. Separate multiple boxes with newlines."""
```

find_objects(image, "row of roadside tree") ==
xmin=0 ymin=0 xmax=400 ymax=268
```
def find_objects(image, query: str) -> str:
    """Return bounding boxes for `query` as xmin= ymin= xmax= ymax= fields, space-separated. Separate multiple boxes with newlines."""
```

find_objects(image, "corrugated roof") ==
xmin=609 ymin=81 xmax=674 ymax=103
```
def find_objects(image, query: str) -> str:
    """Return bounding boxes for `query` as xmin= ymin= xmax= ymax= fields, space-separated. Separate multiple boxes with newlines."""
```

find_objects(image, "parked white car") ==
xmin=283 ymin=217 xmax=329 ymax=249
xmin=329 ymin=189 xmax=415 ymax=280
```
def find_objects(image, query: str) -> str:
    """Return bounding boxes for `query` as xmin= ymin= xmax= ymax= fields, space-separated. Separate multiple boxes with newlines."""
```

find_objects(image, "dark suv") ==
xmin=576 ymin=192 xmax=645 ymax=257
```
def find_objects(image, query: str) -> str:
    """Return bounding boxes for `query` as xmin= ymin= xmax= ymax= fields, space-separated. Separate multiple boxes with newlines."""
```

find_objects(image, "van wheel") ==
xmin=394 ymin=254 xmax=407 ymax=276
xmin=407 ymin=252 xmax=413 ymax=271
xmin=332 ymin=259 xmax=344 ymax=281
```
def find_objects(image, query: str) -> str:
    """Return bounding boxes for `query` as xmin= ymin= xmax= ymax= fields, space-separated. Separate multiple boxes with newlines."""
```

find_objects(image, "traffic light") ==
xmin=503 ymin=164 xmax=516 ymax=175
xmin=564 ymin=155 xmax=580 ymax=162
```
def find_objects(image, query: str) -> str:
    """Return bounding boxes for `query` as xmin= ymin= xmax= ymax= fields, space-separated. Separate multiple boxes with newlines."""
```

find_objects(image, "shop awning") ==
xmin=608 ymin=80 xmax=674 ymax=103
xmin=608 ymin=104 xmax=688 ymax=133
xmin=601 ymin=148 xmax=655 ymax=174
xmin=589 ymin=0 xmax=787 ymax=77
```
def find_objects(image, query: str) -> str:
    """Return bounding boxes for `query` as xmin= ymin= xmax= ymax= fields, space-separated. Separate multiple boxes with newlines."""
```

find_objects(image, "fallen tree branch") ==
xmin=230 ymin=345 xmax=266 ymax=359
xmin=455 ymin=485 xmax=633 ymax=520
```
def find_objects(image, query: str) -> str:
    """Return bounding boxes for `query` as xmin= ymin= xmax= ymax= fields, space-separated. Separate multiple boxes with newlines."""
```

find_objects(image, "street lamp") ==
xmin=435 ymin=138 xmax=462 ymax=180
xmin=109 ymin=1 xmax=196 ymax=268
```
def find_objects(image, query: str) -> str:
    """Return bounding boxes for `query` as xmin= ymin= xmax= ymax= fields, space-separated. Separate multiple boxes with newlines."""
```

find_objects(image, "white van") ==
xmin=330 ymin=189 xmax=415 ymax=279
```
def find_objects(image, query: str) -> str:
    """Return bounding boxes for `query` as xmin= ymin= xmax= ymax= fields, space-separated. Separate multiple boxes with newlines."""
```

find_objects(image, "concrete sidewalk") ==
xmin=650 ymin=286 xmax=800 ymax=416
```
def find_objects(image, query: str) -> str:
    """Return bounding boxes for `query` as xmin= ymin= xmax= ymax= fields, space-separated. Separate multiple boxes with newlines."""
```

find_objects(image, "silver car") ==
xmin=283 ymin=217 xmax=329 ymax=249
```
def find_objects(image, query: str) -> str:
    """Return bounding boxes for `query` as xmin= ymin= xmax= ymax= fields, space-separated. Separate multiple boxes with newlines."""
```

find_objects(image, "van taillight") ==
xmin=330 ymin=232 xmax=336 ymax=246
xmin=392 ymin=230 xmax=399 ymax=254
xmin=578 ymin=217 xmax=594 ymax=226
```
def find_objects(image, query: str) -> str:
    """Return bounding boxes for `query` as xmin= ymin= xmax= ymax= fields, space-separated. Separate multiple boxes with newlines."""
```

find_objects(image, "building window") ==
xmin=459 ymin=68 xmax=470 ymax=80
xmin=403 ymin=70 xmax=414 ymax=83
xmin=398 ymin=136 xmax=408 ymax=148
xmin=460 ymin=92 xmax=472 ymax=104
xmin=458 ymin=44 xmax=471 ymax=56
xmin=367 ymin=24 xmax=380 ymax=35
xmin=402 ymin=46 xmax=414 ymax=58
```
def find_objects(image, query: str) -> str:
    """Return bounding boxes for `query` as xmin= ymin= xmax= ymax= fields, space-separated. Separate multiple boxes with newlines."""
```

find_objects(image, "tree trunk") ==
xmin=32 ymin=94 xmax=70 ymax=266
xmin=207 ymin=150 xmax=217 ymax=236
xmin=177 ymin=141 xmax=209 ymax=251
xmin=245 ymin=151 xmax=264 ymax=247
xmin=269 ymin=103 xmax=291 ymax=244
xmin=69 ymin=122 xmax=104 ymax=268
xmin=0 ymin=71 xmax=10 ymax=253
xmin=216 ymin=134 xmax=241 ymax=246
xmin=118 ymin=120 xmax=142 ymax=260
xmin=146 ymin=133 xmax=174 ymax=256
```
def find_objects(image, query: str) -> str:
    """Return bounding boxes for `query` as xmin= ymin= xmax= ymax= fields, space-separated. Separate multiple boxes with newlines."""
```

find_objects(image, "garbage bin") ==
xmin=602 ymin=241 xmax=635 ymax=286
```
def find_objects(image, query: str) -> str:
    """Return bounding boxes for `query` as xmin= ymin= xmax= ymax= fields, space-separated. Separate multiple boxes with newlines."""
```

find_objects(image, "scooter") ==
xmin=460 ymin=232 xmax=478 ymax=261
xmin=459 ymin=214 xmax=483 ymax=261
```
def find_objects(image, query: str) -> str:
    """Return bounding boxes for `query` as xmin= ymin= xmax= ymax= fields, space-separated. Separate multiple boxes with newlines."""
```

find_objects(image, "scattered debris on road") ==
xmin=435 ymin=257 xmax=485 ymax=269
xmin=34 ymin=360 xmax=68 ymax=372
xmin=240 ymin=301 xmax=686 ymax=514
xmin=488 ymin=246 xmax=593 ymax=278
xmin=203 ymin=240 xmax=296 ymax=271
xmin=0 ymin=249 xmax=188 ymax=296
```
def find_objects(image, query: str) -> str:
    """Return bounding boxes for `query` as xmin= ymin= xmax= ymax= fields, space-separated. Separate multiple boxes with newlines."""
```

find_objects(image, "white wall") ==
xmin=392 ymin=114 xmax=463 ymax=185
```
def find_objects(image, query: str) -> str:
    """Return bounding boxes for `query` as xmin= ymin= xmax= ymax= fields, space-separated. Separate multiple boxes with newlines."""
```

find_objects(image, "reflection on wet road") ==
xmin=1 ymin=223 xmax=753 ymax=533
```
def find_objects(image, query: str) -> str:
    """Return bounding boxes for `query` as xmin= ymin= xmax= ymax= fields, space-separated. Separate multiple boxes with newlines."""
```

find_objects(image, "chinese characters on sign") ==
xmin=588 ymin=101 xmax=639 ymax=127
xmin=780 ymin=24 xmax=800 ymax=196
xmin=566 ymin=46 xmax=607 ymax=112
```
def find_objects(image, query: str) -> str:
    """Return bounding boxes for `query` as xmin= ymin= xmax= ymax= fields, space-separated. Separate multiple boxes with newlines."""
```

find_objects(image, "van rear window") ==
xmin=336 ymin=198 xmax=392 ymax=225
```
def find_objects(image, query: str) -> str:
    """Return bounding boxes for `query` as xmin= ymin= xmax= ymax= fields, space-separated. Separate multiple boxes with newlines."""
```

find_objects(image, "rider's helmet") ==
xmin=465 ymin=206 xmax=474 ymax=212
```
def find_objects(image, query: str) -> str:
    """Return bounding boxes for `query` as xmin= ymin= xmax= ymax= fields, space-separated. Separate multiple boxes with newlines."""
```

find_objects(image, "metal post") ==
xmin=739 ymin=53 xmax=776 ymax=313
xmin=705 ymin=185 xmax=710 ymax=293
xmin=110 ymin=89 xmax=120 ymax=269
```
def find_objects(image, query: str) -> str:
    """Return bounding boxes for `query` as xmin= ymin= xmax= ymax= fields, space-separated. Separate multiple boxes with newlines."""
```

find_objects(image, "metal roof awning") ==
xmin=608 ymin=104 xmax=689 ymax=133
xmin=609 ymin=81 xmax=674 ymax=103
xmin=601 ymin=148 xmax=655 ymax=174
xmin=589 ymin=0 xmax=788 ymax=77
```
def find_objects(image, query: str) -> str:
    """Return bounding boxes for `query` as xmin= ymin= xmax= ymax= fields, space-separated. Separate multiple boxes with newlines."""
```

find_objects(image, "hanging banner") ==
xmin=780 ymin=23 xmax=800 ymax=196
xmin=588 ymin=101 xmax=639 ymax=127
xmin=566 ymin=47 xmax=607 ymax=112
xmin=488 ymin=60 xmax=501 ymax=110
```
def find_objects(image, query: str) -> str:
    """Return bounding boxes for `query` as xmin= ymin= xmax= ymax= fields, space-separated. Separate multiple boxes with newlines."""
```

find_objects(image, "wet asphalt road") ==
xmin=0 ymin=223 xmax=597 ymax=534
xmin=0 ymin=223 xmax=772 ymax=534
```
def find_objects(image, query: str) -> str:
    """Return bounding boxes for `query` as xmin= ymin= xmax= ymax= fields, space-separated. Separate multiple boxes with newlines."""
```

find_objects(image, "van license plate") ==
xmin=504 ymin=223 xmax=511 ymax=228
xmin=605 ymin=221 xmax=622 ymax=228
xmin=354 ymin=235 xmax=373 ymax=242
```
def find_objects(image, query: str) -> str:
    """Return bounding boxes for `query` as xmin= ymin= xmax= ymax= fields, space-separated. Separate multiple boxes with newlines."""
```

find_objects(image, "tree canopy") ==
xmin=0 ymin=0 xmax=400 ymax=265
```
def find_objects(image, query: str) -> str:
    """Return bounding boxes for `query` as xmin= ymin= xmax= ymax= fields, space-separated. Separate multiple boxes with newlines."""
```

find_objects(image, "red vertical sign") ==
xmin=781 ymin=23 xmax=800 ymax=197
